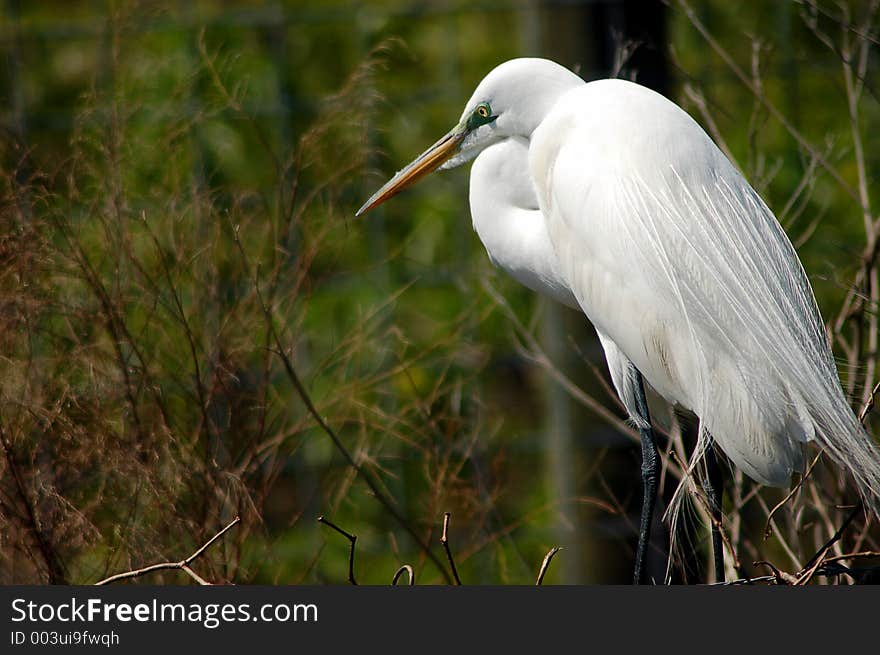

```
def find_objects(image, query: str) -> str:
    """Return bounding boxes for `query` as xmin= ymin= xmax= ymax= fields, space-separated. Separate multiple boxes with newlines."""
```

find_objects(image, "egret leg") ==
xmin=703 ymin=445 xmax=724 ymax=583
xmin=630 ymin=367 xmax=659 ymax=585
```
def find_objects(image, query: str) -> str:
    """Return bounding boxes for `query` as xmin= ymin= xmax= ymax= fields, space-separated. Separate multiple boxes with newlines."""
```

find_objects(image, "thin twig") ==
xmin=667 ymin=450 xmax=741 ymax=572
xmin=139 ymin=211 xmax=216 ymax=447
xmin=764 ymin=449 xmax=824 ymax=539
xmin=392 ymin=565 xmax=415 ymax=586
xmin=228 ymin=222 xmax=453 ymax=584
xmin=716 ymin=574 xmax=778 ymax=586
xmin=695 ymin=478 xmax=740 ymax=572
xmin=795 ymin=504 xmax=862 ymax=585
xmin=95 ymin=517 xmax=241 ymax=585
xmin=0 ymin=418 xmax=67 ymax=584
xmin=318 ymin=515 xmax=357 ymax=585
xmin=482 ymin=279 xmax=640 ymax=444
xmin=858 ymin=380 xmax=880 ymax=424
xmin=180 ymin=565 xmax=211 ymax=586
xmin=820 ymin=550 xmax=880 ymax=565
xmin=753 ymin=493 xmax=803 ymax=569
xmin=753 ymin=560 xmax=797 ymax=585
xmin=536 ymin=546 xmax=562 ymax=585
xmin=441 ymin=512 xmax=462 ymax=586
xmin=673 ymin=0 xmax=860 ymax=203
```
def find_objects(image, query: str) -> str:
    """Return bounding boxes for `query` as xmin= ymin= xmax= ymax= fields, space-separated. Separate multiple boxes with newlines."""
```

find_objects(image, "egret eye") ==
xmin=466 ymin=103 xmax=495 ymax=131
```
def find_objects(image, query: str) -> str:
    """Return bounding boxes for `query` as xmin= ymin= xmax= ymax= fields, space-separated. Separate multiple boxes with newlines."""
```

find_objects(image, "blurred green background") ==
xmin=1 ymin=0 xmax=877 ymax=585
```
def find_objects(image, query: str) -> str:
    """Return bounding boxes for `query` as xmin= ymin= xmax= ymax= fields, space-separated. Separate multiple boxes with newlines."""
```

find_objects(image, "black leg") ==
xmin=630 ymin=367 xmax=659 ymax=585
xmin=704 ymin=443 xmax=724 ymax=583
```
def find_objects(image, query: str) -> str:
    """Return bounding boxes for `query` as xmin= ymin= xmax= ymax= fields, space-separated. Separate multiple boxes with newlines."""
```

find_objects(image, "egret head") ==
xmin=355 ymin=58 xmax=583 ymax=216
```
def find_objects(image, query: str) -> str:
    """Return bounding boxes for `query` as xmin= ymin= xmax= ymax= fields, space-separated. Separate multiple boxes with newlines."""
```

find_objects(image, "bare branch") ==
xmin=673 ymin=0 xmax=860 ymax=203
xmin=795 ymin=504 xmax=862 ymax=585
xmin=536 ymin=546 xmax=562 ymax=585
xmin=820 ymin=550 xmax=880 ymax=565
xmin=764 ymin=449 xmax=824 ymax=539
xmin=227 ymin=218 xmax=453 ymax=584
xmin=441 ymin=512 xmax=462 ymax=586
xmin=392 ymin=565 xmax=415 ymax=586
xmin=95 ymin=517 xmax=241 ymax=585
xmin=858 ymin=380 xmax=880 ymax=424
xmin=318 ymin=515 xmax=358 ymax=585
xmin=0 ymin=418 xmax=67 ymax=584
xmin=482 ymin=279 xmax=639 ymax=444
xmin=753 ymin=560 xmax=797 ymax=585
xmin=716 ymin=574 xmax=779 ymax=586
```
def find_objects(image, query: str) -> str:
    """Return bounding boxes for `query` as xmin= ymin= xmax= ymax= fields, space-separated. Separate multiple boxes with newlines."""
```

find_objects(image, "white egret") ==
xmin=357 ymin=58 xmax=880 ymax=583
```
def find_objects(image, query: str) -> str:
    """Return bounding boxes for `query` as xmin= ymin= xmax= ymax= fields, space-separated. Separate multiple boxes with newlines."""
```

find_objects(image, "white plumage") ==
xmin=469 ymin=137 xmax=578 ymax=311
xmin=534 ymin=77 xmax=816 ymax=487
xmin=464 ymin=59 xmax=879 ymax=503
xmin=358 ymin=58 xmax=880 ymax=567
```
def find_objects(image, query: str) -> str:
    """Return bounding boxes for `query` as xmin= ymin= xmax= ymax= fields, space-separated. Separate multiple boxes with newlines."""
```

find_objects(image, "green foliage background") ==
xmin=1 ymin=1 xmax=877 ymax=584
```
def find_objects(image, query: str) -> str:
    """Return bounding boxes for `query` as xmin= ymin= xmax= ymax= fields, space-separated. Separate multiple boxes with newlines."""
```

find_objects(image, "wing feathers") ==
xmin=533 ymin=87 xmax=880 ymax=517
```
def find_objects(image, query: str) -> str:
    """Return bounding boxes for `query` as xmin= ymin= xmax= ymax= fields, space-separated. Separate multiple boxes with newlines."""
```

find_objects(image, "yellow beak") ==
xmin=356 ymin=125 xmax=466 ymax=217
